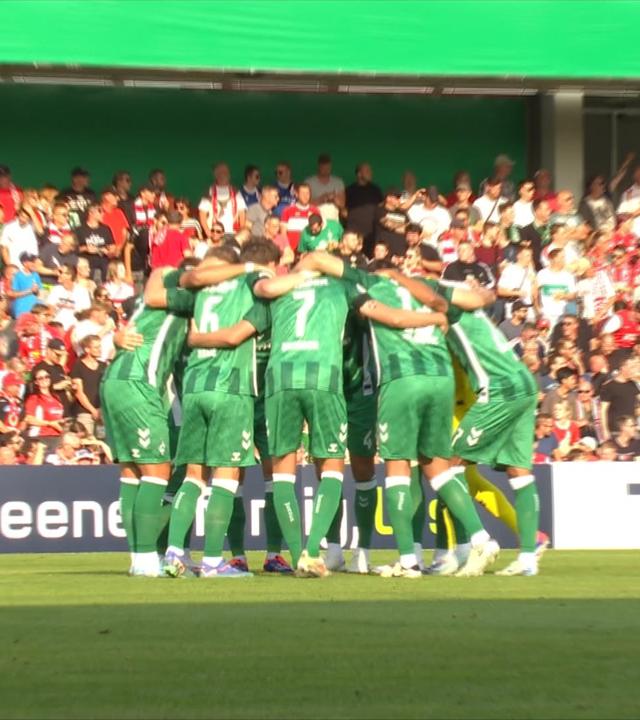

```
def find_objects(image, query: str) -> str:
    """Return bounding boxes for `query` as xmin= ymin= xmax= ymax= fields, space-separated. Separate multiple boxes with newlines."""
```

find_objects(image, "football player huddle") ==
xmin=101 ymin=237 xmax=545 ymax=580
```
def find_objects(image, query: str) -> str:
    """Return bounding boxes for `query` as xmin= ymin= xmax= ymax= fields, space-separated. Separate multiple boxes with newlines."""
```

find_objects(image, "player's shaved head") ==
xmin=240 ymin=239 xmax=281 ymax=265
xmin=205 ymin=246 xmax=239 ymax=264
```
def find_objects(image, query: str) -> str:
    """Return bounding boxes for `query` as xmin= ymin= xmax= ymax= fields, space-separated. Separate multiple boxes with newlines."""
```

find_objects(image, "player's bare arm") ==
xmin=254 ymin=271 xmax=317 ymax=299
xmin=296 ymin=251 xmax=346 ymax=278
xmin=188 ymin=319 xmax=257 ymax=349
xmin=449 ymin=285 xmax=496 ymax=311
xmin=179 ymin=260 xmax=274 ymax=289
xmin=143 ymin=267 xmax=176 ymax=308
xmin=357 ymin=297 xmax=448 ymax=333
xmin=375 ymin=269 xmax=449 ymax=313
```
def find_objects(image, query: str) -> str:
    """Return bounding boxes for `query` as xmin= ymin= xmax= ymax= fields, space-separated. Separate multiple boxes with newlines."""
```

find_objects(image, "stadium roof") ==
xmin=3 ymin=0 xmax=640 ymax=93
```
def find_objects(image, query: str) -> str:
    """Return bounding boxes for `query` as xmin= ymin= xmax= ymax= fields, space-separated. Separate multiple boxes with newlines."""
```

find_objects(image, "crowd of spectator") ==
xmin=1 ymin=149 xmax=640 ymax=466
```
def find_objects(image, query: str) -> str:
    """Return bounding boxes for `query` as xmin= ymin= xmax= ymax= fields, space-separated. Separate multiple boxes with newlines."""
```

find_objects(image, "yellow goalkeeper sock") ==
xmin=465 ymin=465 xmax=518 ymax=537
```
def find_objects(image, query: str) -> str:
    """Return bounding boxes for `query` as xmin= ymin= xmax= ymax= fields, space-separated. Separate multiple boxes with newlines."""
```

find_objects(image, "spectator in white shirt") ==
xmin=513 ymin=179 xmax=536 ymax=227
xmin=497 ymin=245 xmax=537 ymax=317
xmin=47 ymin=265 xmax=92 ymax=331
xmin=407 ymin=186 xmax=451 ymax=240
xmin=198 ymin=162 xmax=247 ymax=237
xmin=617 ymin=164 xmax=640 ymax=236
xmin=536 ymin=248 xmax=578 ymax=328
xmin=71 ymin=302 xmax=115 ymax=363
xmin=473 ymin=177 xmax=508 ymax=225
xmin=1 ymin=206 xmax=38 ymax=268
xmin=305 ymin=153 xmax=345 ymax=222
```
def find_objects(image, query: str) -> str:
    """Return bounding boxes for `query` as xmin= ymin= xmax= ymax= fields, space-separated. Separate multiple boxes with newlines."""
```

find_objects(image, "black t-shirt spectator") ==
xmin=70 ymin=358 xmax=106 ymax=416
xmin=520 ymin=223 xmax=545 ymax=269
xmin=76 ymin=223 xmax=115 ymax=281
xmin=40 ymin=243 xmax=78 ymax=273
xmin=443 ymin=259 xmax=494 ymax=287
xmin=600 ymin=379 xmax=640 ymax=432
xmin=60 ymin=187 xmax=97 ymax=227
xmin=591 ymin=370 xmax=610 ymax=397
xmin=346 ymin=183 xmax=383 ymax=253
xmin=612 ymin=437 xmax=640 ymax=461
xmin=0 ymin=321 xmax=18 ymax=362
xmin=374 ymin=206 xmax=409 ymax=257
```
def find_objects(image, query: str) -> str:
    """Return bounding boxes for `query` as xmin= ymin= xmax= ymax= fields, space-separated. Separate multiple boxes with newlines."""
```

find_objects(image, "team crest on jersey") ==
xmin=378 ymin=422 xmax=389 ymax=443
xmin=231 ymin=451 xmax=241 ymax=462
xmin=466 ymin=427 xmax=484 ymax=446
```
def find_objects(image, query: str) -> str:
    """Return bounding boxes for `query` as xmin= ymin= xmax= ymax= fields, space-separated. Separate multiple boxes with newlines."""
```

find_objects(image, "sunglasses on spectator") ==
xmin=35 ymin=374 xmax=50 ymax=381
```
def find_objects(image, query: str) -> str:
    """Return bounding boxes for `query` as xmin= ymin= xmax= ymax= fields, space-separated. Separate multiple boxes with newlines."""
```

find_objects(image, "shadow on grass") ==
xmin=0 ymin=599 xmax=639 ymax=719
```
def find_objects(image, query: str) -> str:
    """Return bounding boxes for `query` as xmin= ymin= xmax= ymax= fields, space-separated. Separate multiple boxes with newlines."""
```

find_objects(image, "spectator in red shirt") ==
xmin=534 ymin=168 xmax=557 ymax=210
xmin=445 ymin=170 xmax=476 ymax=208
xmin=175 ymin=197 xmax=203 ymax=241
xmin=0 ymin=165 xmax=23 ymax=223
xmin=150 ymin=211 xmax=192 ymax=269
xmin=610 ymin=214 xmax=637 ymax=252
xmin=24 ymin=368 xmax=65 ymax=451
xmin=608 ymin=245 xmax=636 ymax=301
xmin=100 ymin=188 xmax=130 ymax=252
xmin=602 ymin=300 xmax=640 ymax=349
xmin=281 ymin=183 xmax=319 ymax=251
xmin=552 ymin=400 xmax=581 ymax=457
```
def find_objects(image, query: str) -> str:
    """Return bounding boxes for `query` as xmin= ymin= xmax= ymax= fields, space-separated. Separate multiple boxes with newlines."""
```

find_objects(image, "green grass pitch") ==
xmin=1 ymin=550 xmax=639 ymax=719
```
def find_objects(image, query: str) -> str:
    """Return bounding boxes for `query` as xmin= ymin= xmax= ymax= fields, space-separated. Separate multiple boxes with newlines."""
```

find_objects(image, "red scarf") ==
xmin=209 ymin=185 xmax=240 ymax=231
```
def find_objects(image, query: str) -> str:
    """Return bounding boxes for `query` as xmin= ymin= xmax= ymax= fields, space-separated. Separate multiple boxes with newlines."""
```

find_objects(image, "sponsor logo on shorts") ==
xmin=131 ymin=448 xmax=140 ymax=459
xmin=328 ymin=442 xmax=338 ymax=454
xmin=466 ymin=426 xmax=483 ymax=447
xmin=378 ymin=422 xmax=389 ymax=443
xmin=231 ymin=451 xmax=241 ymax=462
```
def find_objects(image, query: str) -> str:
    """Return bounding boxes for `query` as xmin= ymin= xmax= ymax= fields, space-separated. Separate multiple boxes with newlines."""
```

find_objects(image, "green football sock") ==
xmin=354 ymin=478 xmax=377 ymax=548
xmin=167 ymin=478 xmax=202 ymax=552
xmin=385 ymin=476 xmax=414 ymax=557
xmin=203 ymin=479 xmax=239 ymax=558
xmin=325 ymin=491 xmax=343 ymax=544
xmin=119 ymin=478 xmax=139 ymax=554
xmin=228 ymin=492 xmax=246 ymax=557
xmin=434 ymin=499 xmax=449 ymax=551
xmin=410 ymin=467 xmax=426 ymax=544
xmin=264 ymin=481 xmax=283 ymax=554
xmin=133 ymin=476 xmax=169 ymax=553
xmin=451 ymin=510 xmax=470 ymax=545
xmin=306 ymin=472 xmax=344 ymax=557
xmin=273 ymin=474 xmax=303 ymax=566
xmin=512 ymin=476 xmax=539 ymax=553
xmin=433 ymin=468 xmax=484 ymax=539
xmin=156 ymin=498 xmax=173 ymax=555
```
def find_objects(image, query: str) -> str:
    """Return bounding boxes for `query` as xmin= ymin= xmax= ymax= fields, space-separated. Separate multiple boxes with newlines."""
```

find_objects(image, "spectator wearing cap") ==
xmin=520 ymin=198 xmax=552 ymax=270
xmin=11 ymin=253 xmax=42 ymax=318
xmin=442 ymin=240 xmax=495 ymax=288
xmin=298 ymin=213 xmax=343 ymax=254
xmin=1 ymin=205 xmax=39 ymax=270
xmin=473 ymin=177 xmax=508 ymax=225
xmin=305 ymin=153 xmax=345 ymax=222
xmin=0 ymin=372 xmax=24 ymax=439
xmin=198 ymin=162 xmax=247 ymax=238
xmin=281 ymin=183 xmax=319 ymax=252
xmin=100 ymin=188 xmax=130 ymax=253
xmin=480 ymin=154 xmax=516 ymax=201
xmin=149 ymin=210 xmax=192 ymax=269
xmin=541 ymin=366 xmax=579 ymax=420
xmin=0 ymin=165 xmax=23 ymax=223
xmin=600 ymin=356 xmax=640 ymax=440
xmin=345 ymin=162 xmax=383 ymax=254
xmin=535 ymin=248 xmax=577 ymax=328
xmin=579 ymin=175 xmax=616 ymax=233
xmin=24 ymin=367 xmax=65 ymax=452
xmin=60 ymin=167 xmax=96 ymax=229
xmin=498 ymin=300 xmax=531 ymax=343
xmin=75 ymin=204 xmax=116 ymax=284
xmin=497 ymin=245 xmax=536 ymax=317
xmin=407 ymin=186 xmax=451 ymax=240
xmin=47 ymin=265 xmax=92 ymax=330
xmin=240 ymin=165 xmax=261 ymax=208
xmin=246 ymin=186 xmax=280 ymax=238
xmin=513 ymin=179 xmax=536 ymax=228
xmin=611 ymin=415 xmax=640 ymax=461
xmin=374 ymin=188 xmax=409 ymax=258
xmin=70 ymin=334 xmax=106 ymax=436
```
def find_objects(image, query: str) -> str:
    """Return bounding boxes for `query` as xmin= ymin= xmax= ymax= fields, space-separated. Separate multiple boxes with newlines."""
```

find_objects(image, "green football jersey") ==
xmin=182 ymin=274 xmax=269 ymax=397
xmin=342 ymin=267 xmax=452 ymax=385
xmin=343 ymin=310 xmax=376 ymax=399
xmin=103 ymin=271 xmax=195 ymax=391
xmin=439 ymin=282 xmax=538 ymax=401
xmin=265 ymin=275 xmax=349 ymax=396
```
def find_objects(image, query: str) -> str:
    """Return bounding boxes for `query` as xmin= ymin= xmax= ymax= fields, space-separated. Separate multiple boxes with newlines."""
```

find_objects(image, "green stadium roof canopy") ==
xmin=2 ymin=0 xmax=640 ymax=81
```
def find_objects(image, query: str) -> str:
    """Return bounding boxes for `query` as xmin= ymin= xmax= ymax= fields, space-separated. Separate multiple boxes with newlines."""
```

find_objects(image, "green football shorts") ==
xmin=265 ymin=388 xmax=347 ymax=459
xmin=100 ymin=379 xmax=171 ymax=464
xmin=377 ymin=375 xmax=454 ymax=461
xmin=175 ymin=391 xmax=255 ymax=468
xmin=452 ymin=393 xmax=537 ymax=470
xmin=346 ymin=388 xmax=377 ymax=458
xmin=253 ymin=392 xmax=269 ymax=461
